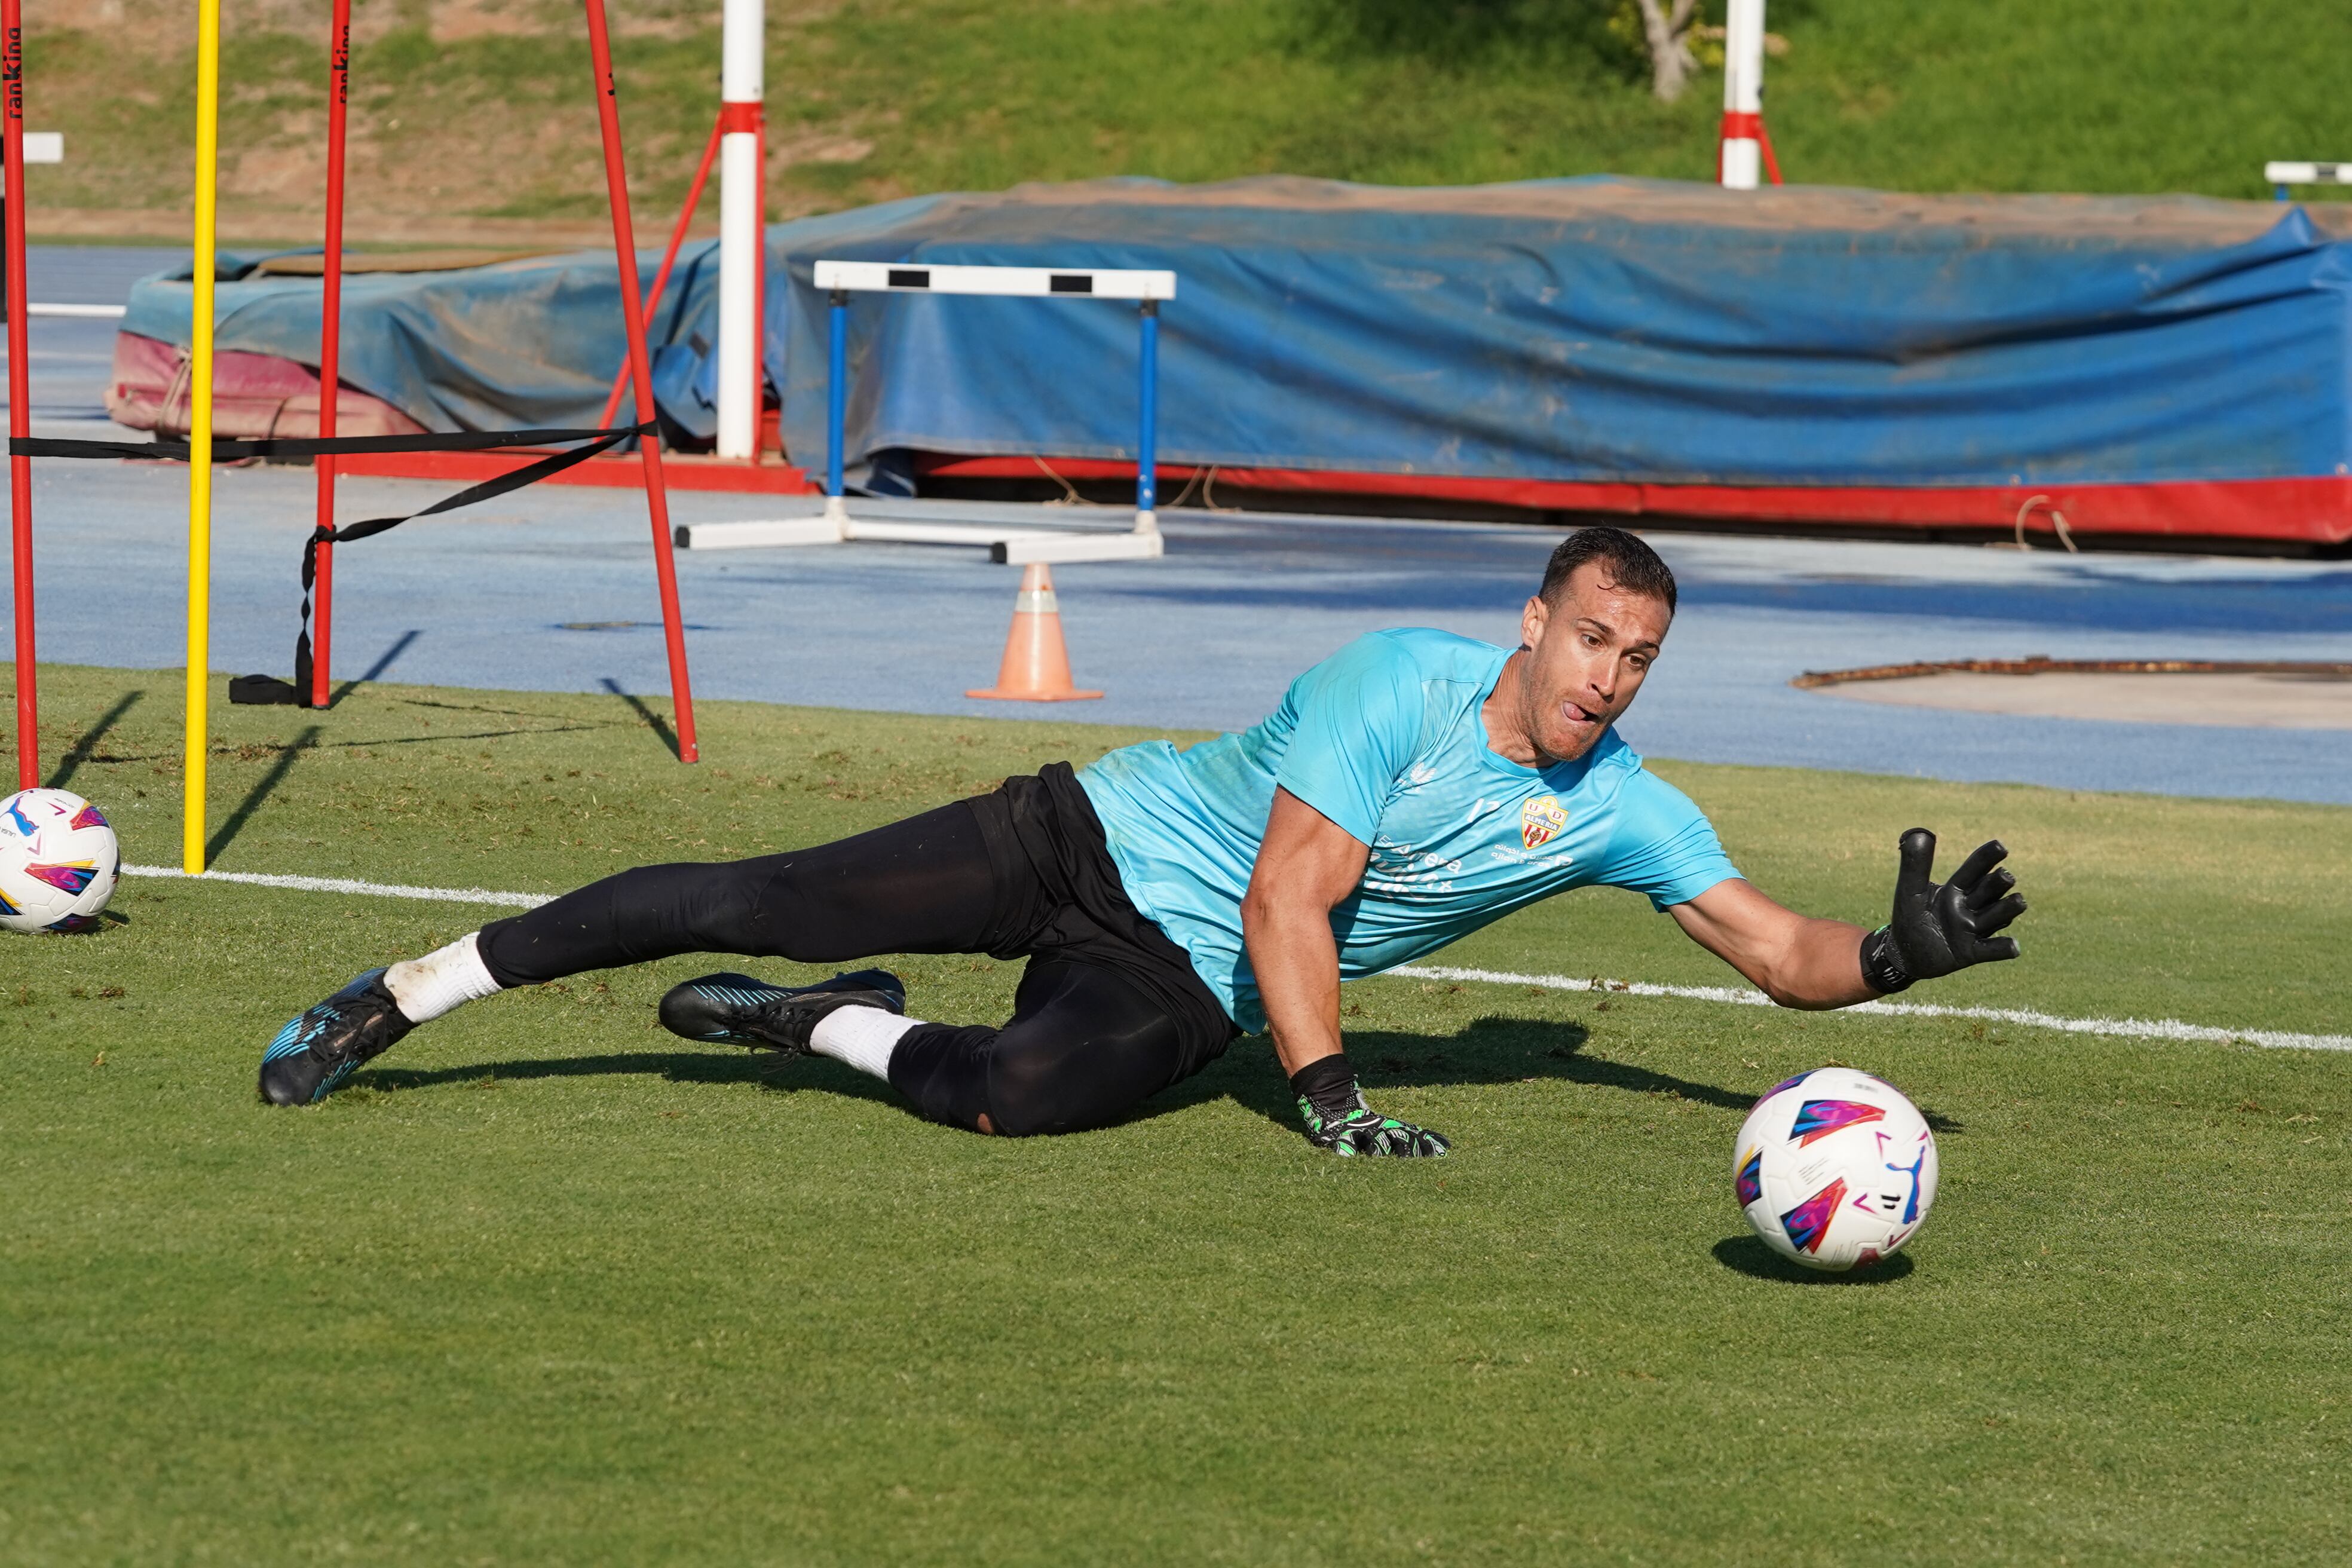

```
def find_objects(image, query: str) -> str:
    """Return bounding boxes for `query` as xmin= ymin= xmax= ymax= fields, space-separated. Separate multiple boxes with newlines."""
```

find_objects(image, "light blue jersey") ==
xmin=1079 ymin=628 xmax=1740 ymax=1031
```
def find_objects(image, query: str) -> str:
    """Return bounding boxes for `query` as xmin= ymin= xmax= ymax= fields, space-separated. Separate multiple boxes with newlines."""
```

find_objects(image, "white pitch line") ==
xmin=1389 ymin=964 xmax=2352 ymax=1054
xmin=121 ymin=863 xmax=555 ymax=909
xmin=116 ymin=865 xmax=2341 ymax=1054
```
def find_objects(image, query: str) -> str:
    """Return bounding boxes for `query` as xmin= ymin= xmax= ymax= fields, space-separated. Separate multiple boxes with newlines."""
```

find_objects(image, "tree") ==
xmin=1628 ymin=0 xmax=1704 ymax=101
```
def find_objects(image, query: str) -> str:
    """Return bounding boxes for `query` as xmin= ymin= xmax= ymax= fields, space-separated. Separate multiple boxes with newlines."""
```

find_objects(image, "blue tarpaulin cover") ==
xmin=121 ymin=176 xmax=2352 ymax=506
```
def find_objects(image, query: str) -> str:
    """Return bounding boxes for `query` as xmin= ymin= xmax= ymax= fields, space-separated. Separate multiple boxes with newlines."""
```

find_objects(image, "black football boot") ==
xmin=259 ymin=969 xmax=416 ymax=1105
xmin=657 ymin=969 xmax=906 ymax=1057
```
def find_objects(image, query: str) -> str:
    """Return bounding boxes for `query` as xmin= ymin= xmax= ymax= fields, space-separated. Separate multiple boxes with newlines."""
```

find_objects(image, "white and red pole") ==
xmin=1717 ymin=0 xmax=1781 ymax=189
xmin=713 ymin=0 xmax=763 ymax=461
xmin=308 ymin=0 xmax=350 ymax=709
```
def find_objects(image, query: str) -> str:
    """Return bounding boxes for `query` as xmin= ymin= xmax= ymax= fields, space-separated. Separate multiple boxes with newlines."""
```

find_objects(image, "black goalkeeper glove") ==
xmin=1291 ymin=1054 xmax=1450 ymax=1157
xmin=1858 ymin=828 xmax=2027 ymax=994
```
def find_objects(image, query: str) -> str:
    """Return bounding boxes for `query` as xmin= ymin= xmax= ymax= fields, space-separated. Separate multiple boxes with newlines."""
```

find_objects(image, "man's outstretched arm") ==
xmin=1242 ymin=788 xmax=1448 ymax=1156
xmin=1668 ymin=829 xmax=2027 ymax=1008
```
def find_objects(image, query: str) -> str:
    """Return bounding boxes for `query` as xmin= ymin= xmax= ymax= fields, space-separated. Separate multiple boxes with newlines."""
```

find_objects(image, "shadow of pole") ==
xmin=599 ymin=676 xmax=681 ymax=761
xmin=206 ymin=723 xmax=323 ymax=863
xmin=45 ymin=688 xmax=145 ymax=790
xmin=330 ymin=629 xmax=422 ymax=707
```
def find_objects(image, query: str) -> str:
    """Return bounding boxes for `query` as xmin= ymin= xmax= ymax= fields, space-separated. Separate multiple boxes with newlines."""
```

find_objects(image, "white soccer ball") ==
xmin=0 ymin=788 xmax=122 ymax=934
xmin=1732 ymin=1065 xmax=1938 ymax=1272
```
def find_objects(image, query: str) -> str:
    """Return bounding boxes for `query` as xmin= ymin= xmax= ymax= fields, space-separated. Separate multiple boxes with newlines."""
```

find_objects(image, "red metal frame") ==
xmin=584 ymin=0 xmax=699 ymax=762
xmin=915 ymin=454 xmax=2352 ymax=547
xmin=309 ymin=0 xmax=351 ymax=709
xmin=4 ymin=0 xmax=36 ymax=788
xmin=597 ymin=112 xmax=723 ymax=433
xmin=336 ymin=446 xmax=816 ymax=493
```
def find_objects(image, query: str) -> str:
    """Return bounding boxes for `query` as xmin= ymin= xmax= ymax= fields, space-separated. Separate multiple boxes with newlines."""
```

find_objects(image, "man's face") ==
xmin=1515 ymin=561 xmax=1673 ymax=763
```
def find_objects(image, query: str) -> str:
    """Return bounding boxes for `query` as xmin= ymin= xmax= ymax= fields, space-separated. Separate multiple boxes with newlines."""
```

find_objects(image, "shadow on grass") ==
xmin=207 ymin=723 xmax=322 ymax=862
xmin=1154 ymin=1013 xmax=1757 ymax=1135
xmin=87 ymin=719 xmax=617 ymax=770
xmin=358 ymin=1048 xmax=900 ymax=1107
xmin=329 ymin=628 xmax=421 ymax=706
xmin=600 ymin=677 xmax=680 ymax=761
xmin=1711 ymin=1233 xmax=1916 ymax=1285
xmin=348 ymin=1012 xmax=1766 ymax=1139
xmin=45 ymin=688 xmax=144 ymax=790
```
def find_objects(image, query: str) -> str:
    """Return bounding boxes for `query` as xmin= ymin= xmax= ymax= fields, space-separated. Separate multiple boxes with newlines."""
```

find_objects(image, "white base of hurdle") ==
xmin=675 ymin=500 xmax=1165 ymax=564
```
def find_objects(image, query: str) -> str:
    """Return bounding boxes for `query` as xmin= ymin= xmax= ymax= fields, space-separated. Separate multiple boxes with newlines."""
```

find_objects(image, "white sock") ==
xmin=383 ymin=933 xmax=503 ymax=1025
xmin=808 ymin=1005 xmax=923 ymax=1081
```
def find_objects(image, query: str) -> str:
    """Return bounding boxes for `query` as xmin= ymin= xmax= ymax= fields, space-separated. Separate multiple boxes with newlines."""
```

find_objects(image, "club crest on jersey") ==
xmin=1520 ymin=795 xmax=1567 ymax=850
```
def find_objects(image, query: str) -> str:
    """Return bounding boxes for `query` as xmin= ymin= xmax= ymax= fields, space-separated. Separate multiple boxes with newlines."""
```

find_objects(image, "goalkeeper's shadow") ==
xmin=1158 ymin=1013 xmax=1756 ymax=1132
xmin=357 ymin=1047 xmax=901 ymax=1107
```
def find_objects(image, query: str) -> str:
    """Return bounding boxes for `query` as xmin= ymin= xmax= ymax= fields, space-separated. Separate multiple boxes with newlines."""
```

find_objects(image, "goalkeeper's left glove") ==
xmin=1291 ymin=1054 xmax=1449 ymax=1157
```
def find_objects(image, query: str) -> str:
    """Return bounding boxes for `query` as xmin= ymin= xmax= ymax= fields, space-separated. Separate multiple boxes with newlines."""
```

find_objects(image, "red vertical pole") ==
xmin=310 ymin=0 xmax=351 ymax=710
xmin=597 ymin=111 xmax=721 ymax=433
xmin=582 ymin=0 xmax=699 ymax=763
xmin=2 ymin=0 xmax=37 ymax=789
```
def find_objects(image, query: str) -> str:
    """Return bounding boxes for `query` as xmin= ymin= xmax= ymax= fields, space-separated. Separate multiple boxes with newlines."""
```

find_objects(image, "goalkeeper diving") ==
xmin=260 ymin=527 xmax=2028 ymax=1154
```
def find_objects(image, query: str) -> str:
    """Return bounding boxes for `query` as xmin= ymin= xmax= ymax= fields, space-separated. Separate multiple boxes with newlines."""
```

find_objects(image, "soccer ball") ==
xmin=1732 ymin=1065 xmax=1938 ymax=1272
xmin=0 ymin=788 xmax=122 ymax=934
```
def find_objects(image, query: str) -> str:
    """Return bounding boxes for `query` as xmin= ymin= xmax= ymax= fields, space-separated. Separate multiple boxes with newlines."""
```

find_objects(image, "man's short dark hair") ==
xmin=1539 ymin=526 xmax=1677 ymax=615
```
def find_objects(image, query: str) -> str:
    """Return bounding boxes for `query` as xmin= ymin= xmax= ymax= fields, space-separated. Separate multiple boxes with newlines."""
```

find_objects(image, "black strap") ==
xmin=10 ymin=423 xmax=653 ymax=464
xmin=287 ymin=425 xmax=652 ymax=703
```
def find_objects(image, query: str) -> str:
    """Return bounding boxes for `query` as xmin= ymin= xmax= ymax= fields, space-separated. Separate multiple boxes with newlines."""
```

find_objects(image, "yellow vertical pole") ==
xmin=183 ymin=0 xmax=221 ymax=874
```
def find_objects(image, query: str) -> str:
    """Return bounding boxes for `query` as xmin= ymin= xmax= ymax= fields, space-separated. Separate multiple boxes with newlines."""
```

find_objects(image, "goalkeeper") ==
xmin=259 ymin=528 xmax=2026 ymax=1155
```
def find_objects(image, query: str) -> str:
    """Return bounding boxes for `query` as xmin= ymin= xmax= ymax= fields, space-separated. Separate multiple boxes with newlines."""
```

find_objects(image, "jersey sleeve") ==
xmin=1271 ymin=633 xmax=1427 ymax=846
xmin=1596 ymin=768 xmax=1741 ymax=911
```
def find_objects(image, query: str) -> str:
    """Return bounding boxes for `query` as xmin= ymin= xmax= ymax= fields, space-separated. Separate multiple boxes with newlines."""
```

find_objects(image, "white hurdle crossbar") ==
xmin=2268 ymin=161 xmax=2350 ymax=200
xmin=678 ymin=260 xmax=1175 ymax=565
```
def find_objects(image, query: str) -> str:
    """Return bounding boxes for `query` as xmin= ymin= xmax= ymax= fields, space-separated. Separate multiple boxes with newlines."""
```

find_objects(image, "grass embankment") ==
xmin=20 ymin=0 xmax=2352 ymax=247
xmin=3 ymin=663 xmax=2349 ymax=1563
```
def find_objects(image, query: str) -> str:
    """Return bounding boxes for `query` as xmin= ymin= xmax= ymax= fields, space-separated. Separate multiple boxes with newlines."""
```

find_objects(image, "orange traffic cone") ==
xmin=966 ymin=564 xmax=1103 ymax=702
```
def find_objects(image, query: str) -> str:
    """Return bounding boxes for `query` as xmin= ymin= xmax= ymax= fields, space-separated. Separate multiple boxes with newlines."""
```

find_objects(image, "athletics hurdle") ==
xmin=2268 ymin=162 xmax=2350 ymax=202
xmin=676 ymin=261 xmax=1173 ymax=565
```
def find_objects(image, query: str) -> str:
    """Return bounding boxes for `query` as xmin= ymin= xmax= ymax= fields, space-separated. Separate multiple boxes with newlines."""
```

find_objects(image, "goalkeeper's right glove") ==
xmin=1291 ymin=1053 xmax=1449 ymax=1157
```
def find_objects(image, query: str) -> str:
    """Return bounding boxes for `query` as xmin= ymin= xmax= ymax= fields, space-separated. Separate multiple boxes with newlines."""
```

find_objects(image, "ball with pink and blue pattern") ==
xmin=1732 ymin=1065 xmax=1938 ymax=1272
xmin=0 ymin=788 xmax=121 ymax=935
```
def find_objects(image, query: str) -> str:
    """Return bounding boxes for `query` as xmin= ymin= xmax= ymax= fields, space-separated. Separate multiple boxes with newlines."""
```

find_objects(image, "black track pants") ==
xmin=477 ymin=800 xmax=1001 ymax=978
xmin=474 ymin=768 xmax=1237 ymax=1137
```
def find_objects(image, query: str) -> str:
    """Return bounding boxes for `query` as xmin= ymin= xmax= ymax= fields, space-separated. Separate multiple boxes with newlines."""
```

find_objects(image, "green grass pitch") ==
xmin=4 ymin=664 xmax=2348 ymax=1563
